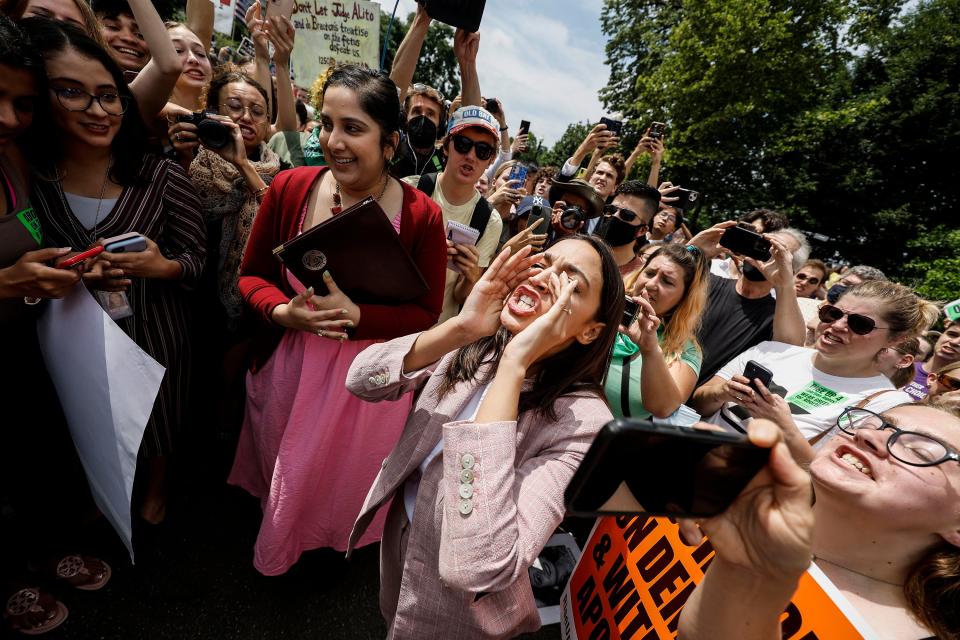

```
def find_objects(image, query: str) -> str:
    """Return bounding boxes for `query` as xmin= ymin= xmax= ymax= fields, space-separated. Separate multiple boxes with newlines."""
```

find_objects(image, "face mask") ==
xmin=407 ymin=115 xmax=438 ymax=149
xmin=742 ymin=262 xmax=768 ymax=282
xmin=827 ymin=284 xmax=848 ymax=304
xmin=594 ymin=216 xmax=639 ymax=247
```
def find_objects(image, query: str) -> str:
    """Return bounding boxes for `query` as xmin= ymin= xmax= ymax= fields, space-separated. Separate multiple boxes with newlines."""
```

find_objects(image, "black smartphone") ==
xmin=649 ymin=121 xmax=666 ymax=140
xmin=519 ymin=120 xmax=531 ymax=136
xmin=672 ymin=188 xmax=700 ymax=211
xmin=599 ymin=116 xmax=623 ymax=137
xmin=622 ymin=296 xmax=640 ymax=327
xmin=565 ymin=419 xmax=769 ymax=518
xmin=484 ymin=98 xmax=500 ymax=114
xmin=719 ymin=224 xmax=772 ymax=261
xmin=525 ymin=203 xmax=550 ymax=235
xmin=743 ymin=360 xmax=773 ymax=394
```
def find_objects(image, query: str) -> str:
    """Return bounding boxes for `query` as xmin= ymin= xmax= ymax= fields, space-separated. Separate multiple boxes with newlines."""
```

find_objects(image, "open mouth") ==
xmin=835 ymin=446 xmax=873 ymax=478
xmin=332 ymin=156 xmax=356 ymax=166
xmin=507 ymin=284 xmax=542 ymax=317
xmin=184 ymin=70 xmax=207 ymax=81
xmin=820 ymin=330 xmax=845 ymax=346
xmin=115 ymin=46 xmax=144 ymax=59
xmin=239 ymin=125 xmax=257 ymax=140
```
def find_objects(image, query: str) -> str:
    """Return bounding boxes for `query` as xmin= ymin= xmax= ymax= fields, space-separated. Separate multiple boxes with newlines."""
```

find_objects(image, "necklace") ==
xmin=55 ymin=160 xmax=114 ymax=245
xmin=814 ymin=555 xmax=904 ymax=587
xmin=331 ymin=173 xmax=390 ymax=215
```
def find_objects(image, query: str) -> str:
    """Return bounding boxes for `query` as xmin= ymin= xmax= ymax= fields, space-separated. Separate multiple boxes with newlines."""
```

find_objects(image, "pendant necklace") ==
xmin=331 ymin=173 xmax=390 ymax=215
xmin=56 ymin=160 xmax=114 ymax=246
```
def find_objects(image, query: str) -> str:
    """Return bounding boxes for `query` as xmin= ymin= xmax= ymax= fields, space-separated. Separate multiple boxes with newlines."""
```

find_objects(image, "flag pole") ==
xmin=379 ymin=0 xmax=401 ymax=70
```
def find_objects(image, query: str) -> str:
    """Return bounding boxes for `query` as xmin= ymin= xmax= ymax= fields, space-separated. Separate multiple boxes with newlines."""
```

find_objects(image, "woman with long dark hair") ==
xmin=22 ymin=18 xmax=205 ymax=525
xmin=230 ymin=65 xmax=447 ymax=575
xmin=346 ymin=235 xmax=625 ymax=638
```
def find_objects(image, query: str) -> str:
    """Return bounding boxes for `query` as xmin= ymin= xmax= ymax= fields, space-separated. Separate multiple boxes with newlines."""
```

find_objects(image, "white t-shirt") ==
xmin=705 ymin=341 xmax=912 ymax=439
xmin=403 ymin=174 xmax=503 ymax=324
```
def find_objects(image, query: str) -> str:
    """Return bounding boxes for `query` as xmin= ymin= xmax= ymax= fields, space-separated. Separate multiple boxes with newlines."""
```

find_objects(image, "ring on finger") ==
xmin=316 ymin=329 xmax=325 ymax=338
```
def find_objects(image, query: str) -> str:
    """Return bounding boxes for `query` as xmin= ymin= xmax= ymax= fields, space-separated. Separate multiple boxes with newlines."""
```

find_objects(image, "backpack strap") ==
xmin=416 ymin=172 xmax=438 ymax=198
xmin=468 ymin=196 xmax=493 ymax=243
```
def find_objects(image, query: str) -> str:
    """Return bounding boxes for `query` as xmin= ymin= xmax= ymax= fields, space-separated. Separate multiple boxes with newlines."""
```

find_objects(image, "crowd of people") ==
xmin=0 ymin=0 xmax=957 ymax=638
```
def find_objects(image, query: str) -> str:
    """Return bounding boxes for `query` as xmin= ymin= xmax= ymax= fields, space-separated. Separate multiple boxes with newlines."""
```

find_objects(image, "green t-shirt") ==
xmin=604 ymin=329 xmax=702 ymax=419
xmin=267 ymin=129 xmax=326 ymax=168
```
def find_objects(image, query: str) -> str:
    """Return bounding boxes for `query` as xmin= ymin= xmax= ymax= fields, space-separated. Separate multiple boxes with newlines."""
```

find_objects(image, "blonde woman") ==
xmin=605 ymin=243 xmax=710 ymax=418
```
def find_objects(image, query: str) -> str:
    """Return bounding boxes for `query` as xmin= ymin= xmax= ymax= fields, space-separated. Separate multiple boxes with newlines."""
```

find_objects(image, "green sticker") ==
xmin=16 ymin=207 xmax=42 ymax=246
xmin=786 ymin=381 xmax=849 ymax=412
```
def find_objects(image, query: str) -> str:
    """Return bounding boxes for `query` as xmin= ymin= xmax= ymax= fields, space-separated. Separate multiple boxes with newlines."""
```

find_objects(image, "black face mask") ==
xmin=742 ymin=262 xmax=768 ymax=282
xmin=594 ymin=216 xmax=639 ymax=247
xmin=407 ymin=115 xmax=438 ymax=149
xmin=827 ymin=284 xmax=848 ymax=304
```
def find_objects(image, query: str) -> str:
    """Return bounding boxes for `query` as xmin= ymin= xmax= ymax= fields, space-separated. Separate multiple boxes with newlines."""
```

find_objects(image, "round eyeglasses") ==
xmin=51 ymin=86 xmax=129 ymax=116
xmin=835 ymin=408 xmax=960 ymax=467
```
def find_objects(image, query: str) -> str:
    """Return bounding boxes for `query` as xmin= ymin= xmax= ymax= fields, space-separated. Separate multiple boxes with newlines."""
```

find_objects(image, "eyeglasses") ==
xmin=603 ymin=204 xmax=645 ymax=225
xmin=451 ymin=134 xmax=496 ymax=161
xmin=818 ymin=303 xmax=889 ymax=335
xmin=51 ymin=86 xmax=129 ymax=116
xmin=936 ymin=373 xmax=960 ymax=392
xmin=836 ymin=408 xmax=960 ymax=467
xmin=795 ymin=272 xmax=821 ymax=285
xmin=222 ymin=98 xmax=268 ymax=122
xmin=655 ymin=210 xmax=677 ymax=223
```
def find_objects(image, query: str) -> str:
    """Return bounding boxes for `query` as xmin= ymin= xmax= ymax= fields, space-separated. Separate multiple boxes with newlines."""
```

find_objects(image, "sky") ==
xmin=375 ymin=0 xmax=611 ymax=146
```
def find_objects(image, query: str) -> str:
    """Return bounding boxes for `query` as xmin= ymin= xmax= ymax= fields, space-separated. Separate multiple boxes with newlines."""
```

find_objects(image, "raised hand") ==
xmin=267 ymin=15 xmax=295 ymax=67
xmin=743 ymin=235 xmax=794 ymax=289
xmin=501 ymin=217 xmax=547 ymax=256
xmin=501 ymin=271 xmax=579 ymax=370
xmin=455 ymin=245 xmax=540 ymax=340
xmin=688 ymin=220 xmax=737 ymax=259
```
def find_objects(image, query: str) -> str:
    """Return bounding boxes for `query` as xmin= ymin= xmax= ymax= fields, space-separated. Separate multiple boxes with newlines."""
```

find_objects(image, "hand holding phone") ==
xmin=59 ymin=245 xmax=105 ymax=270
xmin=599 ymin=116 xmax=624 ymax=137
xmin=518 ymin=120 xmax=531 ymax=136
xmin=564 ymin=419 xmax=770 ymax=518
xmin=719 ymin=223 xmax=772 ymax=262
xmin=743 ymin=360 xmax=774 ymax=394
xmin=103 ymin=232 xmax=147 ymax=254
xmin=622 ymin=296 xmax=640 ymax=328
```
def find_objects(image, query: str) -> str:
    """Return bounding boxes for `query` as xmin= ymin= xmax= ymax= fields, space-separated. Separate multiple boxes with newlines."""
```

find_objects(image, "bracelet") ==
xmin=499 ymin=125 xmax=509 ymax=132
xmin=252 ymin=185 xmax=269 ymax=200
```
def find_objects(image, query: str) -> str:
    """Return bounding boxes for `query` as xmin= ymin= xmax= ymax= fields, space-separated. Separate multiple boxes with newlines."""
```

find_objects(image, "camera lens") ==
xmin=560 ymin=206 xmax=585 ymax=230
xmin=197 ymin=118 xmax=231 ymax=149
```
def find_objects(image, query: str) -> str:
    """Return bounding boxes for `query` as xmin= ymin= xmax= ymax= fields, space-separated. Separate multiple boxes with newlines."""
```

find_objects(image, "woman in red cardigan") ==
xmin=229 ymin=65 xmax=446 ymax=575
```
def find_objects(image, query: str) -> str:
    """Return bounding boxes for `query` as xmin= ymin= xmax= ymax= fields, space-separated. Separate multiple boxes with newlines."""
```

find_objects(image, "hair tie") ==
xmin=685 ymin=244 xmax=701 ymax=258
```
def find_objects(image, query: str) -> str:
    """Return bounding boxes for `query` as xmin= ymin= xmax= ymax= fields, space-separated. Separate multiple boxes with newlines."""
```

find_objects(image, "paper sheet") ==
xmin=37 ymin=285 xmax=165 ymax=562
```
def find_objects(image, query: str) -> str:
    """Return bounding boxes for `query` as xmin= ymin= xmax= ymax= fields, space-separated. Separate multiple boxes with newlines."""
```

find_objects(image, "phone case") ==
xmin=744 ymin=360 xmax=774 ymax=392
xmin=719 ymin=226 xmax=771 ymax=261
xmin=264 ymin=0 xmax=295 ymax=18
xmin=508 ymin=165 xmax=528 ymax=187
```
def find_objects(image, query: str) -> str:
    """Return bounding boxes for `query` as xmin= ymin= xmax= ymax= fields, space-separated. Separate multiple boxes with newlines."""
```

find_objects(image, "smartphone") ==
xmin=103 ymin=232 xmax=147 ymax=253
xmin=672 ymin=188 xmax=700 ymax=211
xmin=622 ymin=296 xmax=640 ymax=327
xmin=59 ymin=245 xmax=105 ymax=270
xmin=564 ymin=419 xmax=770 ymax=518
xmin=526 ymin=201 xmax=550 ymax=235
xmin=946 ymin=298 xmax=960 ymax=322
xmin=599 ymin=117 xmax=623 ymax=137
xmin=507 ymin=164 xmax=528 ymax=188
xmin=518 ymin=120 xmax=531 ymax=136
xmin=743 ymin=360 xmax=773 ymax=394
xmin=649 ymin=121 xmax=666 ymax=140
xmin=719 ymin=224 xmax=772 ymax=262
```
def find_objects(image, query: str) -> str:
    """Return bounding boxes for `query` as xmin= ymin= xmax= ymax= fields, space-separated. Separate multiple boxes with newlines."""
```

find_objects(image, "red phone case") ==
xmin=60 ymin=246 xmax=105 ymax=269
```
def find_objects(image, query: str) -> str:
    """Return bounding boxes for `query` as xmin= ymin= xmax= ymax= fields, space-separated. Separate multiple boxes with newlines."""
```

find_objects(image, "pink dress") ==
xmin=228 ymin=209 xmax=412 ymax=576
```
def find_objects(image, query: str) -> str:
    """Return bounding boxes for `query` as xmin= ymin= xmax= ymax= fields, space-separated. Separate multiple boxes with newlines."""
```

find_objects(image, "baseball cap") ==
xmin=447 ymin=106 xmax=500 ymax=142
xmin=516 ymin=195 xmax=551 ymax=218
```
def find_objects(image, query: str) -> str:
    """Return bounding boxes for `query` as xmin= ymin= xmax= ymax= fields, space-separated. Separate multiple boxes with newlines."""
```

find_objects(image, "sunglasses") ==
xmin=795 ymin=272 xmax=821 ymax=285
xmin=603 ymin=204 xmax=645 ymax=225
xmin=818 ymin=303 xmax=889 ymax=335
xmin=937 ymin=373 xmax=960 ymax=392
xmin=451 ymin=134 xmax=496 ymax=161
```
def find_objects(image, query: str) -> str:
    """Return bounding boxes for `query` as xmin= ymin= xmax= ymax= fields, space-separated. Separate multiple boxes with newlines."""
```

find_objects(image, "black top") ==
xmin=695 ymin=274 xmax=776 ymax=386
xmin=390 ymin=134 xmax=445 ymax=179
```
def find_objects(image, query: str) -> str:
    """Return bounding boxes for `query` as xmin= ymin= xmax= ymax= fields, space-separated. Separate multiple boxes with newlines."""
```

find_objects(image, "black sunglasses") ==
xmin=795 ymin=272 xmax=821 ymax=285
xmin=451 ymin=134 xmax=496 ymax=161
xmin=603 ymin=204 xmax=645 ymax=225
xmin=937 ymin=373 xmax=960 ymax=392
xmin=818 ymin=303 xmax=889 ymax=335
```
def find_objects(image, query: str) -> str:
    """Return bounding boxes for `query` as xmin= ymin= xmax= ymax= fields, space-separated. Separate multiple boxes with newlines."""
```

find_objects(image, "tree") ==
xmin=379 ymin=13 xmax=459 ymax=98
xmin=540 ymin=122 xmax=594 ymax=168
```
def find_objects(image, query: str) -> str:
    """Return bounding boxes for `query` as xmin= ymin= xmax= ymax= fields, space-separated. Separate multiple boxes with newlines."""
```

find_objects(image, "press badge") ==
xmin=95 ymin=290 xmax=134 ymax=320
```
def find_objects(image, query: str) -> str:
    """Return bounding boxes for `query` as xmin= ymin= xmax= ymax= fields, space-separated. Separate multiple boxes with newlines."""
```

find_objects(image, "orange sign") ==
xmin=560 ymin=516 xmax=874 ymax=639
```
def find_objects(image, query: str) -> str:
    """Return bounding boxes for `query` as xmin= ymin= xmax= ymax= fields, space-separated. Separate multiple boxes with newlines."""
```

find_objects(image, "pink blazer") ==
xmin=347 ymin=333 xmax=613 ymax=639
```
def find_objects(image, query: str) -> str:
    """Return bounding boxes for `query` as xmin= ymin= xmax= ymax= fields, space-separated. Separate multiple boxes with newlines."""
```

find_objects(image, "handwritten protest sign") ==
xmin=291 ymin=1 xmax=380 ymax=85
xmin=560 ymin=516 xmax=877 ymax=639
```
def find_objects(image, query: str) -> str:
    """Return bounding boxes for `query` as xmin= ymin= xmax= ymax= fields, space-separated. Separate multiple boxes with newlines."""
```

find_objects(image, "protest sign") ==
xmin=213 ymin=0 xmax=237 ymax=36
xmin=560 ymin=516 xmax=878 ymax=639
xmin=38 ymin=285 xmax=165 ymax=562
xmin=290 ymin=1 xmax=380 ymax=86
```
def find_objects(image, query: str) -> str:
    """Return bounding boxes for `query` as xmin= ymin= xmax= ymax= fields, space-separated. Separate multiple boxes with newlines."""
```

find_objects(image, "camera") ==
xmin=560 ymin=205 xmax=586 ymax=230
xmin=484 ymin=98 xmax=500 ymax=114
xmin=176 ymin=111 xmax=232 ymax=150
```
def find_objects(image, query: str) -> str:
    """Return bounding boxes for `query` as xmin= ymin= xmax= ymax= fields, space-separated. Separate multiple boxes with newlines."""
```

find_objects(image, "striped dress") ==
xmin=31 ymin=154 xmax=206 ymax=457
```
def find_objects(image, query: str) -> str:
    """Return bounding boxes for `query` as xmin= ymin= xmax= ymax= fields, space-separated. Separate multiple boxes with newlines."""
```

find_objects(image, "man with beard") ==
xmin=388 ymin=4 xmax=483 ymax=179
xmin=694 ymin=228 xmax=810 ymax=386
xmin=404 ymin=107 xmax=503 ymax=323
xmin=591 ymin=181 xmax=661 ymax=283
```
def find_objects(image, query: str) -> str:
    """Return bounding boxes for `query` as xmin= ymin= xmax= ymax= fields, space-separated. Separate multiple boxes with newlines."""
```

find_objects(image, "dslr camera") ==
xmin=560 ymin=205 xmax=586 ymax=230
xmin=176 ymin=112 xmax=231 ymax=150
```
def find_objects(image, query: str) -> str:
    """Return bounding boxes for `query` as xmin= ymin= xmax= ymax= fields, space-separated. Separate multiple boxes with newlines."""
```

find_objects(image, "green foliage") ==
xmin=905 ymin=227 xmax=960 ymax=301
xmin=379 ymin=13 xmax=459 ymax=97
xmin=589 ymin=0 xmax=960 ymax=296
xmin=540 ymin=122 xmax=593 ymax=168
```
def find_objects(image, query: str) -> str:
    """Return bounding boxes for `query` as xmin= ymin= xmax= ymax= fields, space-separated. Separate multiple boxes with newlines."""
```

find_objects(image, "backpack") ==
xmin=415 ymin=172 xmax=493 ymax=242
